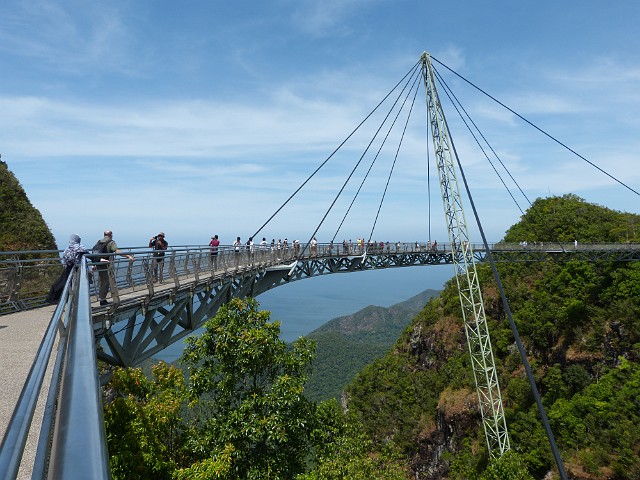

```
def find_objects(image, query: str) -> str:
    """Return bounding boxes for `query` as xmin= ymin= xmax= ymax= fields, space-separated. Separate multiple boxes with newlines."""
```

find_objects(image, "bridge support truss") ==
xmin=422 ymin=52 xmax=510 ymax=456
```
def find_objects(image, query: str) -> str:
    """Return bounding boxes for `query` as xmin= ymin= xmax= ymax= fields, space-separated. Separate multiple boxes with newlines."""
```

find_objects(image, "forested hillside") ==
xmin=102 ymin=194 xmax=640 ymax=479
xmin=0 ymin=160 xmax=57 ymax=251
xmin=305 ymin=289 xmax=440 ymax=401
xmin=345 ymin=194 xmax=640 ymax=479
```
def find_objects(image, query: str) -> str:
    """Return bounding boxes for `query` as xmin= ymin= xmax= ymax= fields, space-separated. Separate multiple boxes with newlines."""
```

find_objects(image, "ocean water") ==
xmin=154 ymin=265 xmax=453 ymax=362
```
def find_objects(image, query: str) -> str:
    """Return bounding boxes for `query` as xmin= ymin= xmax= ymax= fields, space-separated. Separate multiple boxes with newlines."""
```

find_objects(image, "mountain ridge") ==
xmin=304 ymin=288 xmax=441 ymax=401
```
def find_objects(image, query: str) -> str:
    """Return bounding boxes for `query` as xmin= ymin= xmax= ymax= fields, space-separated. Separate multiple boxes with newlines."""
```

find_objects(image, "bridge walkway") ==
xmin=0 ymin=305 xmax=56 ymax=480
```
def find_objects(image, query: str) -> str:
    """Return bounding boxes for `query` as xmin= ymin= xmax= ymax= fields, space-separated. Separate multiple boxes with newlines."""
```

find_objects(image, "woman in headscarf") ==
xmin=61 ymin=234 xmax=87 ymax=267
xmin=46 ymin=234 xmax=88 ymax=304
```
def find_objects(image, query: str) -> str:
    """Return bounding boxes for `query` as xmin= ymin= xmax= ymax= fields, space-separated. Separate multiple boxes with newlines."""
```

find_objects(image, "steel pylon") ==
xmin=421 ymin=52 xmax=510 ymax=456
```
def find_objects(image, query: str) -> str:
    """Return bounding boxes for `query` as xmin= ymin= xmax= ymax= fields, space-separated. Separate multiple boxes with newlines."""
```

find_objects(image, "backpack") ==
xmin=91 ymin=240 xmax=112 ymax=269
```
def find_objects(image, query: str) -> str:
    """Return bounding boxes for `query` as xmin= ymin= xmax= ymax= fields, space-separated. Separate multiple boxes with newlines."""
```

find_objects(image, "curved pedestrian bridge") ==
xmin=2 ymin=241 xmax=639 ymax=368
xmin=78 ymin=240 xmax=640 ymax=367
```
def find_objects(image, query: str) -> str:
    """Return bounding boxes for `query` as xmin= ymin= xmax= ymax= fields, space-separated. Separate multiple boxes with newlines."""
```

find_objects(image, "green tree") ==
xmin=103 ymin=362 xmax=189 ymax=480
xmin=298 ymin=400 xmax=407 ymax=480
xmin=178 ymin=297 xmax=317 ymax=480
xmin=479 ymin=450 xmax=534 ymax=480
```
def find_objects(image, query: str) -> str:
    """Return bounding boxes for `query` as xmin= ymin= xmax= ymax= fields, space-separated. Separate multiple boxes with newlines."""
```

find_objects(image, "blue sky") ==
xmin=3 ymin=1 xmax=640 ymax=249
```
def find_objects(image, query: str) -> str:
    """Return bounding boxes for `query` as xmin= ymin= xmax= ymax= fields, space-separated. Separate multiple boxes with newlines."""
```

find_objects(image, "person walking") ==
xmin=94 ymin=230 xmax=134 ymax=306
xmin=149 ymin=232 xmax=168 ymax=282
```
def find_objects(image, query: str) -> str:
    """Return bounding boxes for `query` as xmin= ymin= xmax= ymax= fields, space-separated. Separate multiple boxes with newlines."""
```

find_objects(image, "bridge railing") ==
xmin=0 ymin=259 xmax=110 ymax=479
xmin=3 ymin=241 xmax=640 ymax=314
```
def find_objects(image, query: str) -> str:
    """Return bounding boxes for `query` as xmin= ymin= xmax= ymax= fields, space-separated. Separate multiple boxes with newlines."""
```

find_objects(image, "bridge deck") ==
xmin=0 ymin=305 xmax=56 ymax=479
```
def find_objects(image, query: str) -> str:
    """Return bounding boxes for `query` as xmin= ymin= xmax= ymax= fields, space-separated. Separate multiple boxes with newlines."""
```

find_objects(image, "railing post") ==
xmin=107 ymin=262 xmax=120 ymax=307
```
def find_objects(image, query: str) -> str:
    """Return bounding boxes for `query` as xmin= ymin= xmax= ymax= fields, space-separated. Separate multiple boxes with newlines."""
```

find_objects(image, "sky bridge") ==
xmin=3 ymin=51 xmax=639 ymax=479
xmin=1 ymin=240 xmax=639 ymax=478
xmin=2 ymin=240 xmax=639 ymax=366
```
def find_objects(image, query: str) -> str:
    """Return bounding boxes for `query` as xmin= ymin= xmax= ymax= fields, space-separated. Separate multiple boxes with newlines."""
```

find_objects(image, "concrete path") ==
xmin=0 ymin=305 xmax=57 ymax=479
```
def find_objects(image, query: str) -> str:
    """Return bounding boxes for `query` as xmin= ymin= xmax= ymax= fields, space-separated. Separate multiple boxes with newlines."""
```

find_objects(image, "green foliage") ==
xmin=179 ymin=297 xmax=318 ymax=480
xmin=503 ymin=193 xmax=640 ymax=243
xmin=305 ymin=331 xmax=389 ymax=402
xmin=305 ymin=290 xmax=440 ymax=402
xmin=297 ymin=400 xmax=407 ymax=480
xmin=103 ymin=362 xmax=189 ymax=480
xmin=0 ymin=160 xmax=57 ymax=250
xmin=549 ymin=358 xmax=640 ymax=477
xmin=346 ymin=352 xmax=443 ymax=452
xmin=479 ymin=450 xmax=535 ymax=480
xmin=345 ymin=195 xmax=640 ymax=477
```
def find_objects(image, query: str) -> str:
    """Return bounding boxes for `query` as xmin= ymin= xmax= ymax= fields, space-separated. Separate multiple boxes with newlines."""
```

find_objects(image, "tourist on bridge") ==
xmin=94 ymin=230 xmax=134 ymax=306
xmin=46 ymin=233 xmax=88 ymax=304
xmin=260 ymin=237 xmax=267 ymax=258
xmin=234 ymin=237 xmax=242 ymax=267
xmin=247 ymin=237 xmax=255 ymax=261
xmin=149 ymin=232 xmax=168 ymax=282
xmin=209 ymin=235 xmax=220 ymax=269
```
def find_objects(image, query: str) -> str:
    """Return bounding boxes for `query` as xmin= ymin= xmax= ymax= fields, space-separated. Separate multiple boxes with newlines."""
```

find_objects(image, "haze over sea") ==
xmin=156 ymin=265 xmax=453 ymax=363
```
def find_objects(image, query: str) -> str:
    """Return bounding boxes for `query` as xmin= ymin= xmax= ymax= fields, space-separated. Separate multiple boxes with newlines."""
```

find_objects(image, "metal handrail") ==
xmin=0 ymin=259 xmax=110 ymax=479
xmin=48 ymin=260 xmax=110 ymax=479
xmin=3 ymin=242 xmax=640 ymax=315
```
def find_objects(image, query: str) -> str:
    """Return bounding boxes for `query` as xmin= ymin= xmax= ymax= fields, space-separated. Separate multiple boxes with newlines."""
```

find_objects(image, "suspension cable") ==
xmin=367 ymin=79 xmax=421 ymax=245
xmin=431 ymin=55 xmax=640 ymax=198
xmin=445 ymin=123 xmax=569 ymax=480
xmin=297 ymin=64 xmax=423 ymax=257
xmin=432 ymin=63 xmax=576 ymax=252
xmin=250 ymin=60 xmax=423 ymax=241
xmin=434 ymin=67 xmax=532 ymax=214
xmin=432 ymin=67 xmax=528 ymax=217
xmin=330 ymin=70 xmax=422 ymax=244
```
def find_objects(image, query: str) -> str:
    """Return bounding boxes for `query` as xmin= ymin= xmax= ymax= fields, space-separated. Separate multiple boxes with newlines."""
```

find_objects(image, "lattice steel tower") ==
xmin=421 ymin=52 xmax=510 ymax=456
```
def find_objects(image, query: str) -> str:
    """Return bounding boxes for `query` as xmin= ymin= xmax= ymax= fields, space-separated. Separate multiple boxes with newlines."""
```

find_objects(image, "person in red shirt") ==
xmin=209 ymin=234 xmax=220 ymax=269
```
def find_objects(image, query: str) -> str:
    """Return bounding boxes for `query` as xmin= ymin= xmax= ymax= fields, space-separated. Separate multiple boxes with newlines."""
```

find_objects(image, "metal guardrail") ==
xmin=0 ymin=259 xmax=110 ymax=479
xmin=3 ymin=241 xmax=640 ymax=315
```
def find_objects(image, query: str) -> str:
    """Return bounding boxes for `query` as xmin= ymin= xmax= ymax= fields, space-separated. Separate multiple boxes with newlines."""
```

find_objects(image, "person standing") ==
xmin=94 ymin=230 xmax=134 ymax=306
xmin=46 ymin=233 xmax=88 ymax=304
xmin=247 ymin=237 xmax=254 ymax=262
xmin=149 ymin=232 xmax=168 ymax=282
xmin=209 ymin=234 xmax=220 ymax=269
xmin=233 ymin=236 xmax=242 ymax=268
xmin=260 ymin=237 xmax=267 ymax=259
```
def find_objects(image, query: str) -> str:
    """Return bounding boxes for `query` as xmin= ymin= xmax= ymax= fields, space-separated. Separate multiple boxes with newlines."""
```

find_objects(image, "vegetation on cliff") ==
xmin=305 ymin=289 xmax=440 ymax=402
xmin=345 ymin=194 xmax=640 ymax=479
xmin=0 ymin=160 xmax=57 ymax=251
xmin=104 ymin=194 xmax=640 ymax=478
